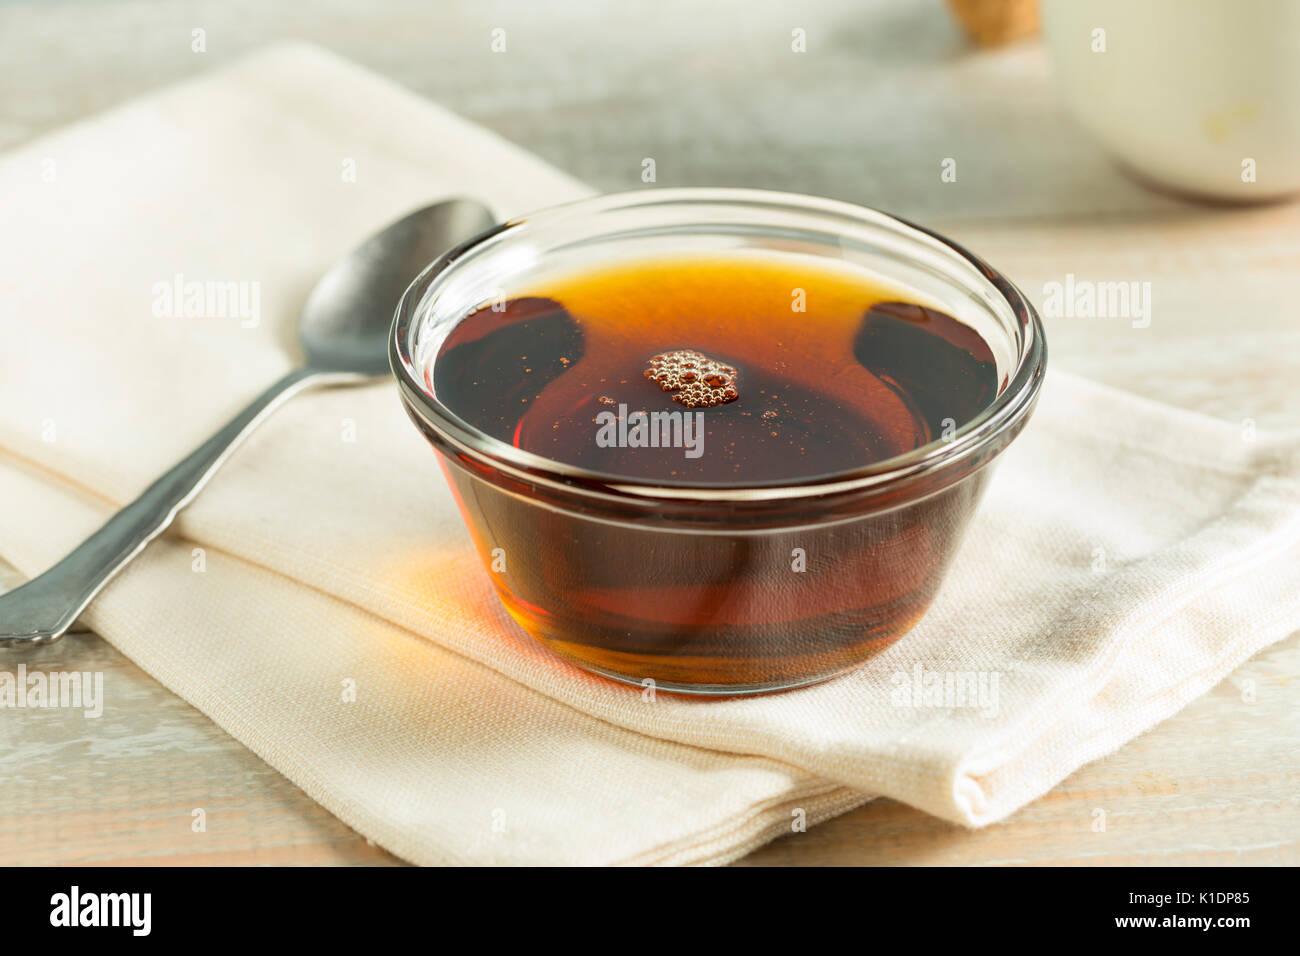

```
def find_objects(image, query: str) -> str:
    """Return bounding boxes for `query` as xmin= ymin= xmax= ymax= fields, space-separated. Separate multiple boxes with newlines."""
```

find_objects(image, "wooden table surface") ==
xmin=1 ymin=0 xmax=1297 ymax=866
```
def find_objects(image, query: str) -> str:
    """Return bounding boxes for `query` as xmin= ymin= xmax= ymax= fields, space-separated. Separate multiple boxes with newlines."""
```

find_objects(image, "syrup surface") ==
xmin=433 ymin=255 xmax=998 ymax=484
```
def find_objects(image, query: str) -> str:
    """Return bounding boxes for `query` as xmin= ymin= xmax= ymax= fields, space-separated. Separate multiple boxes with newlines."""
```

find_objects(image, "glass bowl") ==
xmin=390 ymin=188 xmax=1046 ymax=695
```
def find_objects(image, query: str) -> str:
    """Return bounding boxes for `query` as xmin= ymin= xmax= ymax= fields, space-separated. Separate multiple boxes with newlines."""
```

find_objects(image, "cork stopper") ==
xmin=946 ymin=0 xmax=1040 ymax=47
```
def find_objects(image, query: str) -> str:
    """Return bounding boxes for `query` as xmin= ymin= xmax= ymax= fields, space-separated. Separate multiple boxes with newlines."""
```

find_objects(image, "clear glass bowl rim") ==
xmin=390 ymin=187 xmax=1047 ymax=506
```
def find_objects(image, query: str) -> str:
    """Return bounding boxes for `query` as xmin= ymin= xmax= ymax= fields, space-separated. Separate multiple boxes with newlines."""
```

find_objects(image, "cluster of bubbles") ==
xmin=644 ymin=348 xmax=739 ymax=408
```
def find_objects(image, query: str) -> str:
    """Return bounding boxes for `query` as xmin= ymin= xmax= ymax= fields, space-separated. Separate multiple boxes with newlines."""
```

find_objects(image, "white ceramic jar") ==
xmin=1042 ymin=0 xmax=1300 ymax=201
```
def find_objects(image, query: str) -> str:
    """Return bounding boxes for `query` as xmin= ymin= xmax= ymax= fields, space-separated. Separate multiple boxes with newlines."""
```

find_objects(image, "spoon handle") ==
xmin=0 ymin=366 xmax=352 ymax=646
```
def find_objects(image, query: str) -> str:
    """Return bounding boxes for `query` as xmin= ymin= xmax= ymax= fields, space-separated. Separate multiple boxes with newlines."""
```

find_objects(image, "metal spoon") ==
xmin=0 ymin=198 xmax=496 ymax=647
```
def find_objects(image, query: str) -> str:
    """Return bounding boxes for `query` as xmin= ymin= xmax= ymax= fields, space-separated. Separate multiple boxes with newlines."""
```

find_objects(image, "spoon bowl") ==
xmin=301 ymin=200 xmax=495 ymax=373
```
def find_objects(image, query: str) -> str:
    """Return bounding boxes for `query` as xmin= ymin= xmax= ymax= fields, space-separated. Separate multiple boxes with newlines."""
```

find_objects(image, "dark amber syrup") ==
xmin=430 ymin=255 xmax=999 ymax=689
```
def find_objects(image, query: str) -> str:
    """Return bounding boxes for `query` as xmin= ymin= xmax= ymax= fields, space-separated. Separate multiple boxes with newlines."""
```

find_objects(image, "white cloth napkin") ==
xmin=2 ymin=43 xmax=1298 ymax=864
